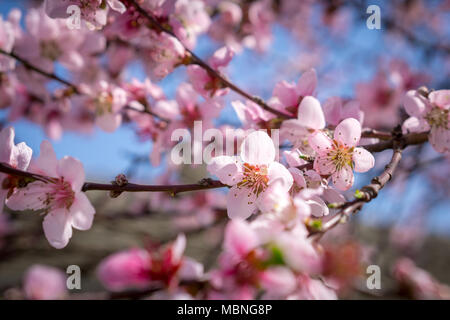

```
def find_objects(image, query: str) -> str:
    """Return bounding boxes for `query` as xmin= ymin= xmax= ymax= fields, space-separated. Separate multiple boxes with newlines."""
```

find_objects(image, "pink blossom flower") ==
xmin=187 ymin=46 xmax=234 ymax=98
xmin=288 ymin=275 xmax=337 ymax=300
xmin=259 ymin=266 xmax=297 ymax=298
xmin=242 ymin=0 xmax=274 ymax=52
xmin=23 ymin=265 xmax=67 ymax=300
xmin=208 ymin=1 xmax=243 ymax=52
xmin=0 ymin=15 xmax=15 ymax=71
xmin=355 ymin=66 xmax=411 ymax=128
xmin=170 ymin=0 xmax=211 ymax=49
xmin=393 ymin=257 xmax=450 ymax=299
xmin=280 ymin=95 xmax=326 ymax=155
xmin=402 ymin=89 xmax=450 ymax=153
xmin=97 ymin=234 xmax=204 ymax=291
xmin=210 ymin=218 xmax=323 ymax=299
xmin=15 ymin=8 xmax=86 ymax=72
xmin=287 ymin=162 xmax=345 ymax=218
xmin=288 ymin=169 xmax=329 ymax=217
xmin=208 ymin=131 xmax=293 ymax=219
xmin=0 ymin=127 xmax=32 ymax=214
xmin=271 ymin=69 xmax=318 ymax=115
xmin=148 ymin=82 xmax=223 ymax=166
xmin=78 ymin=81 xmax=127 ymax=132
xmin=231 ymin=99 xmax=272 ymax=129
xmin=322 ymin=97 xmax=364 ymax=126
xmin=6 ymin=141 xmax=95 ymax=249
xmin=274 ymin=224 xmax=322 ymax=274
xmin=97 ymin=248 xmax=152 ymax=291
xmin=309 ymin=118 xmax=375 ymax=191
xmin=141 ymin=32 xmax=186 ymax=79
xmin=283 ymin=149 xmax=307 ymax=167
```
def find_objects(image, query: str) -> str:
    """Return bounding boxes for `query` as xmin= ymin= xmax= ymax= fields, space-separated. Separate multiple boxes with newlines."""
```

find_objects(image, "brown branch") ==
xmin=363 ymin=132 xmax=428 ymax=153
xmin=0 ymin=48 xmax=80 ymax=94
xmin=124 ymin=105 xmax=170 ymax=124
xmin=127 ymin=0 xmax=292 ymax=119
xmin=82 ymin=180 xmax=226 ymax=193
xmin=0 ymin=49 xmax=169 ymax=122
xmin=361 ymin=129 xmax=392 ymax=140
xmin=0 ymin=163 xmax=227 ymax=196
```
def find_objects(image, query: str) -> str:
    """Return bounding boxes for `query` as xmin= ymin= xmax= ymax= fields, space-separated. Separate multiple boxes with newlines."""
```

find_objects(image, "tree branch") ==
xmin=364 ymin=132 xmax=428 ymax=153
xmin=0 ymin=163 xmax=227 ymax=196
xmin=0 ymin=48 xmax=80 ymax=94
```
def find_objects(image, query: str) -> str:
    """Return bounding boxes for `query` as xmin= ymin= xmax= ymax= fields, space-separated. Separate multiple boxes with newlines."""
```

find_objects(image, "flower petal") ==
xmin=313 ymin=156 xmax=336 ymax=175
xmin=403 ymin=90 xmax=427 ymax=117
xmin=429 ymin=90 xmax=450 ymax=109
xmin=268 ymin=161 xmax=293 ymax=190
xmin=296 ymin=69 xmax=317 ymax=97
xmin=0 ymin=127 xmax=14 ymax=164
xmin=226 ymin=185 xmax=258 ymax=220
xmin=288 ymin=167 xmax=306 ymax=188
xmin=35 ymin=140 xmax=58 ymax=177
xmin=283 ymin=149 xmax=307 ymax=167
xmin=57 ymin=156 xmax=85 ymax=192
xmin=259 ymin=267 xmax=297 ymax=297
xmin=322 ymin=97 xmax=342 ymax=126
xmin=11 ymin=142 xmax=32 ymax=171
xmin=6 ymin=181 xmax=49 ymax=211
xmin=43 ymin=208 xmax=73 ymax=249
xmin=224 ymin=219 xmax=258 ymax=257
xmin=240 ymin=131 xmax=275 ymax=165
xmin=207 ymin=155 xmax=242 ymax=185
xmin=308 ymin=131 xmax=333 ymax=154
xmin=429 ymin=127 xmax=450 ymax=153
xmin=70 ymin=193 xmax=95 ymax=231
xmin=307 ymin=196 xmax=329 ymax=217
xmin=323 ymin=188 xmax=345 ymax=203
xmin=107 ymin=0 xmax=127 ymax=14
xmin=44 ymin=0 xmax=70 ymax=18
xmin=402 ymin=116 xmax=430 ymax=134
xmin=273 ymin=80 xmax=298 ymax=108
xmin=331 ymin=166 xmax=354 ymax=191
xmin=352 ymin=147 xmax=375 ymax=173
xmin=179 ymin=257 xmax=204 ymax=281
xmin=334 ymin=118 xmax=361 ymax=148
xmin=297 ymin=96 xmax=325 ymax=130
xmin=96 ymin=113 xmax=122 ymax=133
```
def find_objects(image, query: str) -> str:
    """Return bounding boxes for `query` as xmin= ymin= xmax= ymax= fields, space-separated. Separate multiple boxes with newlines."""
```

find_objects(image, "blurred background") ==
xmin=0 ymin=0 xmax=449 ymax=299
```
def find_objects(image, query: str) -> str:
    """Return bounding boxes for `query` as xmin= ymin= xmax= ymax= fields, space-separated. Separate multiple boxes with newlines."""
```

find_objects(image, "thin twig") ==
xmin=0 ymin=163 xmax=227 ymax=196
xmin=0 ymin=49 xmax=80 ymax=93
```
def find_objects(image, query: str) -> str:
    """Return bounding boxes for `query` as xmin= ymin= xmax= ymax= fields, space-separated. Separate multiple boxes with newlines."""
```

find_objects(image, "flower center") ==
xmin=95 ymin=92 xmax=113 ymax=116
xmin=236 ymin=163 xmax=269 ymax=198
xmin=328 ymin=142 xmax=353 ymax=171
xmin=425 ymin=107 xmax=448 ymax=129
xmin=44 ymin=179 xmax=75 ymax=211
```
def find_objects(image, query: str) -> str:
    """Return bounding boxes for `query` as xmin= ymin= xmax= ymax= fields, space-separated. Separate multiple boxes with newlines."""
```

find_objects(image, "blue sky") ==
xmin=1 ymin=1 xmax=449 ymax=234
